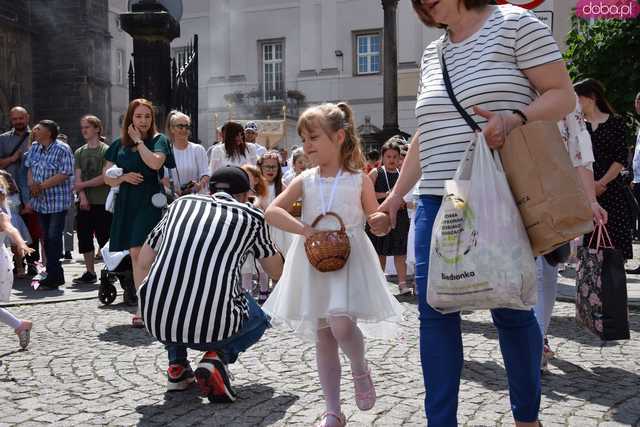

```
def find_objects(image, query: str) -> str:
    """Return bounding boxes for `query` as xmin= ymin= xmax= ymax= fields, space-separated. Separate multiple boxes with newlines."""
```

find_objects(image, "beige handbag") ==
xmin=499 ymin=122 xmax=594 ymax=256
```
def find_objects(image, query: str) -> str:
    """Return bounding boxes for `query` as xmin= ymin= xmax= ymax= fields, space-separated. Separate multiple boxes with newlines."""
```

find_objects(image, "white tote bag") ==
xmin=427 ymin=134 xmax=537 ymax=313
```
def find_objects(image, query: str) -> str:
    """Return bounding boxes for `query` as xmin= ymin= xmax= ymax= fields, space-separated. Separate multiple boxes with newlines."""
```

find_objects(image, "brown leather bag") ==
xmin=499 ymin=122 xmax=593 ymax=256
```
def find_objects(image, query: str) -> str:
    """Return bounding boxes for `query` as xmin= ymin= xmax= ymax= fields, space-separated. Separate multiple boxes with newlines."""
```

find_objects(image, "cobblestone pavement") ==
xmin=0 ymin=296 xmax=638 ymax=426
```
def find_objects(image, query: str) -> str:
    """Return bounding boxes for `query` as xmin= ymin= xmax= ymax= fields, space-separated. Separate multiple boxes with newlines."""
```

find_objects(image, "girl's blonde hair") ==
xmin=241 ymin=164 xmax=268 ymax=198
xmin=0 ymin=170 xmax=18 ymax=195
xmin=0 ymin=175 xmax=9 ymax=202
xmin=297 ymin=102 xmax=364 ymax=173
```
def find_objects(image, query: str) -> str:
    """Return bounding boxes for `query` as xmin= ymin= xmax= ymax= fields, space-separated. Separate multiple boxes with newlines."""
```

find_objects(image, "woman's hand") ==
xmin=377 ymin=192 xmax=405 ymax=229
xmin=472 ymin=107 xmax=523 ymax=149
xmin=78 ymin=192 xmax=90 ymax=211
xmin=591 ymin=201 xmax=608 ymax=225
xmin=367 ymin=212 xmax=391 ymax=236
xmin=302 ymin=223 xmax=316 ymax=240
xmin=595 ymin=181 xmax=607 ymax=196
xmin=128 ymin=124 xmax=142 ymax=143
xmin=122 ymin=172 xmax=144 ymax=186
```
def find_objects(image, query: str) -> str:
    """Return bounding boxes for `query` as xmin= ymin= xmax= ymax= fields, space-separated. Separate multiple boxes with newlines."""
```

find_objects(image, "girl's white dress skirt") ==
xmin=262 ymin=168 xmax=404 ymax=341
xmin=0 ymin=244 xmax=14 ymax=302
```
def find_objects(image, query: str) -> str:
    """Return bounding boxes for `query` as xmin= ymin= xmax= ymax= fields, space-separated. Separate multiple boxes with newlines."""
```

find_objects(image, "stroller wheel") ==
xmin=98 ymin=282 xmax=117 ymax=305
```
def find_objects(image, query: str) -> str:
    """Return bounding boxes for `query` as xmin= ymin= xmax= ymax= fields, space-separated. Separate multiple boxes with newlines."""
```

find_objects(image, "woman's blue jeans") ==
xmin=415 ymin=195 xmax=542 ymax=426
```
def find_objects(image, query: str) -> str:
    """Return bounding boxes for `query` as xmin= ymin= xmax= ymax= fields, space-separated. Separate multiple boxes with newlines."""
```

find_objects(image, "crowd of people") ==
xmin=0 ymin=1 xmax=639 ymax=426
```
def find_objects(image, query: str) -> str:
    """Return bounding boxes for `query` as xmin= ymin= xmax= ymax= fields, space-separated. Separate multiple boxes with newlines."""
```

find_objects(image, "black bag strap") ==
xmin=438 ymin=42 xmax=481 ymax=133
xmin=8 ymin=131 xmax=29 ymax=158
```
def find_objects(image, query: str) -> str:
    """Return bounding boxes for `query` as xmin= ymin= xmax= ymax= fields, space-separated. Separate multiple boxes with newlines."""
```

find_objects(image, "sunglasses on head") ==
xmin=173 ymin=124 xmax=191 ymax=130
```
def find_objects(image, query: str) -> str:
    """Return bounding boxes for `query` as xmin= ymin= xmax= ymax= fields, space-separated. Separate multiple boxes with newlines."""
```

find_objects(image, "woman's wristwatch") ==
xmin=134 ymin=139 xmax=143 ymax=145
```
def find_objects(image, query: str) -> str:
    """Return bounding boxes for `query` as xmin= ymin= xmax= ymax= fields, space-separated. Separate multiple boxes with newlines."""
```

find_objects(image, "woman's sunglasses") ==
xmin=173 ymin=124 xmax=191 ymax=130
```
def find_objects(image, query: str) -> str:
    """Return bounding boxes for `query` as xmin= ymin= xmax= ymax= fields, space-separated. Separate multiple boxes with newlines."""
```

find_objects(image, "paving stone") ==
xmin=0 ymin=298 xmax=638 ymax=426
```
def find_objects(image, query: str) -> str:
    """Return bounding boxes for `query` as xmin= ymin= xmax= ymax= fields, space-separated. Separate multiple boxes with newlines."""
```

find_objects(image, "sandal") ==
xmin=316 ymin=411 xmax=346 ymax=427
xmin=398 ymin=282 xmax=413 ymax=295
xmin=131 ymin=315 xmax=145 ymax=328
xmin=352 ymin=365 xmax=376 ymax=411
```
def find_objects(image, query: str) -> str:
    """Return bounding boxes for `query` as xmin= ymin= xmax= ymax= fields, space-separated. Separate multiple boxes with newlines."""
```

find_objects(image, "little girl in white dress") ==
xmin=0 ymin=176 xmax=35 ymax=349
xmin=263 ymin=102 xmax=403 ymax=427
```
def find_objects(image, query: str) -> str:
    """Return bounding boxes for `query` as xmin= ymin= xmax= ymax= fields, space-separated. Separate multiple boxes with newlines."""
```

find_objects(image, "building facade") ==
xmin=0 ymin=2 xmax=33 ymax=132
xmin=0 ymin=0 xmax=111 ymax=148
xmin=107 ymin=0 xmax=573 ymax=149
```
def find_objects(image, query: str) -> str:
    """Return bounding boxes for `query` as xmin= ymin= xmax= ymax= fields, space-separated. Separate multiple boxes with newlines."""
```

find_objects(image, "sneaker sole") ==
xmin=166 ymin=376 xmax=194 ymax=392
xmin=195 ymin=362 xmax=236 ymax=403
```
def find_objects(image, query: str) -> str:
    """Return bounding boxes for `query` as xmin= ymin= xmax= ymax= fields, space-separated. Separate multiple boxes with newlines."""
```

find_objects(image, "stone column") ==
xmin=120 ymin=0 xmax=179 ymax=125
xmin=381 ymin=0 xmax=399 ymax=134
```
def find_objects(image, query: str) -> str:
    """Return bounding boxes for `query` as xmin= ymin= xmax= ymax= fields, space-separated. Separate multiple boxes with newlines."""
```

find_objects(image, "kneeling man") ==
xmin=135 ymin=166 xmax=283 ymax=402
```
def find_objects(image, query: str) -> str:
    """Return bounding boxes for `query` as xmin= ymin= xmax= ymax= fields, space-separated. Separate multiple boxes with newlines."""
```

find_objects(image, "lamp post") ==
xmin=381 ymin=0 xmax=400 ymax=136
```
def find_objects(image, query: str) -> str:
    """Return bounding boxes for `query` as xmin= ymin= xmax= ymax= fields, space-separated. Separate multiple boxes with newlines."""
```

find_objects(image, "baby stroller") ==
xmin=98 ymin=243 xmax=137 ymax=306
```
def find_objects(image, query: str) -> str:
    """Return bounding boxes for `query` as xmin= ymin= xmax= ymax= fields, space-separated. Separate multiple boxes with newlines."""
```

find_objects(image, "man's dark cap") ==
xmin=209 ymin=166 xmax=251 ymax=195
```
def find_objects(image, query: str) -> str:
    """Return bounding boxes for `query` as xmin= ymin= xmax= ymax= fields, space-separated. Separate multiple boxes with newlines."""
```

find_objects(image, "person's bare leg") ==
xmin=378 ymin=255 xmax=386 ymax=271
xmin=129 ymin=246 xmax=143 ymax=321
xmin=83 ymin=252 xmax=95 ymax=274
xmin=394 ymin=255 xmax=409 ymax=292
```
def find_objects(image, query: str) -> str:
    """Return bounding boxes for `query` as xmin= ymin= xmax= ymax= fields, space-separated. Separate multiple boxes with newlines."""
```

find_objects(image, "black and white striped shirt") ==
xmin=415 ymin=5 xmax=562 ymax=195
xmin=139 ymin=193 xmax=278 ymax=344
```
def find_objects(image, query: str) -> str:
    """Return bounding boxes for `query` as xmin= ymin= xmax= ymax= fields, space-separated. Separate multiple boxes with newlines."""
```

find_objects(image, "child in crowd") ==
xmin=364 ymin=150 xmax=380 ymax=173
xmin=0 ymin=170 xmax=31 ymax=278
xmin=240 ymin=164 xmax=271 ymax=304
xmin=283 ymin=148 xmax=309 ymax=186
xmin=257 ymin=151 xmax=291 ymax=255
xmin=366 ymin=138 xmax=412 ymax=295
xmin=0 ymin=175 xmax=34 ymax=349
xmin=263 ymin=102 xmax=403 ymax=426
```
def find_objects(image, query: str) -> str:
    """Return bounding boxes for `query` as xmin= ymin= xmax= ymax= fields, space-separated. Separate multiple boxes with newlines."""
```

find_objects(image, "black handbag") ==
xmin=576 ymin=225 xmax=630 ymax=341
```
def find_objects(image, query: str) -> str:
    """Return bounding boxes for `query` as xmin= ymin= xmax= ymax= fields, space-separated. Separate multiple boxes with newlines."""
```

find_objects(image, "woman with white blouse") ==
xmin=163 ymin=111 xmax=209 ymax=196
xmin=209 ymin=121 xmax=259 ymax=174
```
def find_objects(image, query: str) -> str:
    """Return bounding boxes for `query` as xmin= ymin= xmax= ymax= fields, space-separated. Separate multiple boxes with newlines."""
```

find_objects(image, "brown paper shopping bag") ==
xmin=499 ymin=122 xmax=593 ymax=256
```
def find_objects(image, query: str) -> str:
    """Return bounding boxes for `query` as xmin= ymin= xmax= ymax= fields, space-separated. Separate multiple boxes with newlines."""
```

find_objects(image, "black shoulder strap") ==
xmin=8 ymin=131 xmax=30 ymax=158
xmin=438 ymin=42 xmax=481 ymax=133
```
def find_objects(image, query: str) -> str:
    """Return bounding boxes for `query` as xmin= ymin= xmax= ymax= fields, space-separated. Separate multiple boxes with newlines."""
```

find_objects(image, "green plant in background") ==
xmin=564 ymin=13 xmax=640 ymax=147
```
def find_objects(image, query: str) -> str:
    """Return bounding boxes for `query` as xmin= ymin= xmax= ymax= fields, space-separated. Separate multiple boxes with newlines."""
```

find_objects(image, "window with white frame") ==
xmin=114 ymin=49 xmax=125 ymax=86
xmin=260 ymin=40 xmax=284 ymax=101
xmin=354 ymin=31 xmax=381 ymax=75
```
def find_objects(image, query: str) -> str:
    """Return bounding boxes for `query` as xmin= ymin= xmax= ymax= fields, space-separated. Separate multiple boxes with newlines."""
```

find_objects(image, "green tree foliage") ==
xmin=564 ymin=13 xmax=640 ymax=146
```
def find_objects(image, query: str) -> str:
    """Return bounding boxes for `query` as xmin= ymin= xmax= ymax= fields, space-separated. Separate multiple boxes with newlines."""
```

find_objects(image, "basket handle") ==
xmin=310 ymin=211 xmax=346 ymax=231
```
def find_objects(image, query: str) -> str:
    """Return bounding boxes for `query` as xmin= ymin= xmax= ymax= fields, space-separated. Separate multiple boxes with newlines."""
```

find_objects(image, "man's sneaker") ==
xmin=38 ymin=276 xmax=65 ymax=290
xmin=72 ymin=271 xmax=97 ymax=285
xmin=194 ymin=351 xmax=237 ymax=403
xmin=166 ymin=363 xmax=195 ymax=392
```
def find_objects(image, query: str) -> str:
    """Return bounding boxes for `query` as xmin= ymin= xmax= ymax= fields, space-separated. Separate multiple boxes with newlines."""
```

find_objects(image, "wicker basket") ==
xmin=290 ymin=200 xmax=303 ymax=217
xmin=304 ymin=212 xmax=351 ymax=272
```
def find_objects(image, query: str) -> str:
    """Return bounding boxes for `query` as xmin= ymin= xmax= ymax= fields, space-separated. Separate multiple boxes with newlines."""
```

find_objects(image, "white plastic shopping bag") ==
xmin=427 ymin=133 xmax=537 ymax=313
xmin=101 ymin=243 xmax=130 ymax=272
